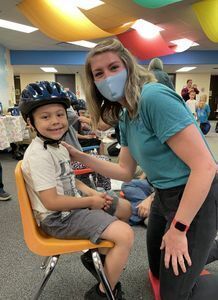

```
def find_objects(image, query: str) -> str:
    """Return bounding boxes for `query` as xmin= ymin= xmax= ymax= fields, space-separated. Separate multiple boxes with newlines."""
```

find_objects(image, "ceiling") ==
xmin=1 ymin=0 xmax=218 ymax=74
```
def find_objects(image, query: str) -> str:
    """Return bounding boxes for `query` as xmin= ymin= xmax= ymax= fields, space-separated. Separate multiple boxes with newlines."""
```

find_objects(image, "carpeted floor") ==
xmin=0 ymin=122 xmax=218 ymax=300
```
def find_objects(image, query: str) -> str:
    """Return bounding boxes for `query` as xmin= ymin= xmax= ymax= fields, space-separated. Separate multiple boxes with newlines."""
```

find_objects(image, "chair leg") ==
xmin=91 ymin=250 xmax=115 ymax=300
xmin=40 ymin=256 xmax=51 ymax=270
xmin=33 ymin=255 xmax=60 ymax=300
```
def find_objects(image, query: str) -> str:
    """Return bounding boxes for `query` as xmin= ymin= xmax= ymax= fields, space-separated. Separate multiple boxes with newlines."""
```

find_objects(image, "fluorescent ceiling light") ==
xmin=68 ymin=40 xmax=97 ymax=48
xmin=40 ymin=67 xmax=58 ymax=73
xmin=176 ymin=67 xmax=197 ymax=72
xmin=171 ymin=38 xmax=199 ymax=52
xmin=73 ymin=0 xmax=104 ymax=10
xmin=131 ymin=19 xmax=164 ymax=39
xmin=0 ymin=18 xmax=38 ymax=33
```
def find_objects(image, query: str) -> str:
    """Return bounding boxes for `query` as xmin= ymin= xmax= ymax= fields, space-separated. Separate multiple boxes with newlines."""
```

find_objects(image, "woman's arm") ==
xmin=62 ymin=141 xmax=137 ymax=181
xmin=167 ymin=123 xmax=216 ymax=225
xmin=161 ymin=123 xmax=216 ymax=275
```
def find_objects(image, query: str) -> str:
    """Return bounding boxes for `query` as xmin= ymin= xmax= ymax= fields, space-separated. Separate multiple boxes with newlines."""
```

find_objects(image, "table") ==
xmin=0 ymin=115 xmax=26 ymax=150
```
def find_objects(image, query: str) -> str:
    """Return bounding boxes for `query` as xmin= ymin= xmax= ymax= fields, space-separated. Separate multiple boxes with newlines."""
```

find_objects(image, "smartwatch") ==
xmin=172 ymin=218 xmax=189 ymax=232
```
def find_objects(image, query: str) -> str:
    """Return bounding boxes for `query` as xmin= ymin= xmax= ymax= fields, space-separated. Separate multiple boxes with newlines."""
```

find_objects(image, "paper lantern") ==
xmin=18 ymin=0 xmax=135 ymax=42
xmin=192 ymin=0 xmax=218 ymax=43
xmin=117 ymin=29 xmax=175 ymax=60
xmin=133 ymin=0 xmax=182 ymax=9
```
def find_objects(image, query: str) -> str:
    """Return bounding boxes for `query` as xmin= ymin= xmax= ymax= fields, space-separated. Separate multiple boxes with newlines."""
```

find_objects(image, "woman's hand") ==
xmin=61 ymin=141 xmax=81 ymax=159
xmin=136 ymin=194 xmax=153 ymax=218
xmin=160 ymin=226 xmax=192 ymax=276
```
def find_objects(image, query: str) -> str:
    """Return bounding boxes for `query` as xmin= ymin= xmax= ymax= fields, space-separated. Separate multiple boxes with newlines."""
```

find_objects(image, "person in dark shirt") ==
xmin=148 ymin=57 xmax=174 ymax=90
xmin=181 ymin=79 xmax=199 ymax=101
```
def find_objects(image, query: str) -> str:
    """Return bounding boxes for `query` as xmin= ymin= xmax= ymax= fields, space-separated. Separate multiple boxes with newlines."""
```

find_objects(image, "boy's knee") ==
xmin=119 ymin=222 xmax=134 ymax=248
xmin=115 ymin=199 xmax=132 ymax=222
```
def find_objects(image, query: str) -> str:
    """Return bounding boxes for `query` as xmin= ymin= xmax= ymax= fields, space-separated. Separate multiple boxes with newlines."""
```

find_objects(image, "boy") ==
xmin=186 ymin=90 xmax=197 ymax=118
xmin=19 ymin=81 xmax=134 ymax=300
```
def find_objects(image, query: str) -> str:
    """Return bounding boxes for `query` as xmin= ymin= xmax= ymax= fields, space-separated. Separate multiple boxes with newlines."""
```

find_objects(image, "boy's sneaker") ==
xmin=84 ymin=282 xmax=125 ymax=300
xmin=81 ymin=249 xmax=105 ymax=281
xmin=0 ymin=190 xmax=12 ymax=201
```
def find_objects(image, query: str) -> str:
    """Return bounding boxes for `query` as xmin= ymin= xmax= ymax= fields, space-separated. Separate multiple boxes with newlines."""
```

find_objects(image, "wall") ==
xmin=75 ymin=72 xmax=86 ymax=99
xmin=175 ymin=73 xmax=211 ymax=102
xmin=20 ymin=73 xmax=55 ymax=91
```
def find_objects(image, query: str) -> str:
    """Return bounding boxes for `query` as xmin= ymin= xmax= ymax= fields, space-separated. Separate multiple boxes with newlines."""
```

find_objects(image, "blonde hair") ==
xmin=85 ymin=38 xmax=156 ymax=128
xmin=197 ymin=94 xmax=207 ymax=109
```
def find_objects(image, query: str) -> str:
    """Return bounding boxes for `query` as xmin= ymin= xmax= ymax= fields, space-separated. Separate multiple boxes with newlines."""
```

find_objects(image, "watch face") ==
xmin=175 ymin=221 xmax=187 ymax=232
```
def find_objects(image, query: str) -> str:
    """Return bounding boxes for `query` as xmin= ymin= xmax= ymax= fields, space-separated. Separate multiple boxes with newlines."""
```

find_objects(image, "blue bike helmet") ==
xmin=19 ymin=81 xmax=70 ymax=122
xmin=66 ymin=90 xmax=79 ymax=106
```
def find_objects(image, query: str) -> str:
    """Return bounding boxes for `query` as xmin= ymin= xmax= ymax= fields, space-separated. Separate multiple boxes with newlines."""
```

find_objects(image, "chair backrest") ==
xmin=14 ymin=160 xmax=49 ymax=254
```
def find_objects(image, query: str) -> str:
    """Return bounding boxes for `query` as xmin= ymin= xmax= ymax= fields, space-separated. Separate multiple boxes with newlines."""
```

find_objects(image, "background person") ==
xmin=186 ymin=90 xmax=197 ymax=118
xmin=121 ymin=175 xmax=154 ymax=226
xmin=181 ymin=79 xmax=199 ymax=101
xmin=62 ymin=38 xmax=218 ymax=300
xmin=196 ymin=94 xmax=211 ymax=135
xmin=147 ymin=57 xmax=174 ymax=90
xmin=0 ymin=162 xmax=12 ymax=200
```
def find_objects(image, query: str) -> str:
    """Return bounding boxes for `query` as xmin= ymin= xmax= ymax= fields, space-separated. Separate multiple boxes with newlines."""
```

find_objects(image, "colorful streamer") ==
xmin=18 ymin=0 xmax=135 ymax=42
xmin=192 ymin=0 xmax=218 ymax=43
xmin=133 ymin=0 xmax=182 ymax=9
xmin=117 ymin=29 xmax=175 ymax=60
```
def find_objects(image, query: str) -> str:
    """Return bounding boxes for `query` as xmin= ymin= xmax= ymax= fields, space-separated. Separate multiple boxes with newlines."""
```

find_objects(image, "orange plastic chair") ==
xmin=15 ymin=160 xmax=115 ymax=300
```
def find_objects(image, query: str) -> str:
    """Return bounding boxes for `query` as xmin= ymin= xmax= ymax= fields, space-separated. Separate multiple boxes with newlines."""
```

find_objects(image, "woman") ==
xmin=62 ymin=38 xmax=218 ymax=300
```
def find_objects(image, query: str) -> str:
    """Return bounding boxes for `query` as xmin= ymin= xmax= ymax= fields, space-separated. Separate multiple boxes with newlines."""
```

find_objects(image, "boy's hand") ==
xmin=89 ymin=194 xmax=107 ymax=209
xmin=103 ymin=193 xmax=113 ymax=211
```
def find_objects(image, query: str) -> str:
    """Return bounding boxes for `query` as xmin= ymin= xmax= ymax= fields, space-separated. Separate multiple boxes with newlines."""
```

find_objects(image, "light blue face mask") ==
xmin=94 ymin=69 xmax=127 ymax=102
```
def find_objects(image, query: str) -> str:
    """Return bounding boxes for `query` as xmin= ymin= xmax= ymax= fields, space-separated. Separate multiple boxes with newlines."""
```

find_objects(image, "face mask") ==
xmin=94 ymin=69 xmax=127 ymax=102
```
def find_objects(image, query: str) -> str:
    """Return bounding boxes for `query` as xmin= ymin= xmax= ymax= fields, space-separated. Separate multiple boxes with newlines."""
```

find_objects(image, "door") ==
xmin=55 ymin=74 xmax=75 ymax=92
xmin=209 ymin=75 xmax=218 ymax=120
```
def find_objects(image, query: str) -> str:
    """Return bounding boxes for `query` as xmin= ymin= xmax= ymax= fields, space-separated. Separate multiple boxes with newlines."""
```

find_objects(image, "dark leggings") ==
xmin=147 ymin=175 xmax=218 ymax=300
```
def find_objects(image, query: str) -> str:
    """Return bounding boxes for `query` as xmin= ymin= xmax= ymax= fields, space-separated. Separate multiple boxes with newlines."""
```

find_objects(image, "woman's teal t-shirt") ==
xmin=119 ymin=82 xmax=201 ymax=189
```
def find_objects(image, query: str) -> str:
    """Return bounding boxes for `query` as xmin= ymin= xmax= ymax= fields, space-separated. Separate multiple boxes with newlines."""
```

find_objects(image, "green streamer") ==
xmin=133 ymin=0 xmax=182 ymax=9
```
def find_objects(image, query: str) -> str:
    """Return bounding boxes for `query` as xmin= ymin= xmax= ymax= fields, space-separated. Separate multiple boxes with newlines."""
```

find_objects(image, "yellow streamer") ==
xmin=18 ymin=0 xmax=135 ymax=42
xmin=192 ymin=0 xmax=218 ymax=43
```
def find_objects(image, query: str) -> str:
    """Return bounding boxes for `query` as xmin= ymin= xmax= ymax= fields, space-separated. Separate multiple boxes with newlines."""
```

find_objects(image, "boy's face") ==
xmin=189 ymin=92 xmax=195 ymax=99
xmin=32 ymin=103 xmax=68 ymax=140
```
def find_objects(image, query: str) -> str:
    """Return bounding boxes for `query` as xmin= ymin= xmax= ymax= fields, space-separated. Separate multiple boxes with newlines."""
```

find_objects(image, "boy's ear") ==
xmin=27 ymin=117 xmax=34 ymax=130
